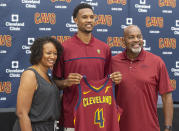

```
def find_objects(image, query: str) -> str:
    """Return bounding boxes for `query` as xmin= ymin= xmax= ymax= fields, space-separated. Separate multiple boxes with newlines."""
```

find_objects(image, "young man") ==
xmin=53 ymin=3 xmax=121 ymax=131
xmin=112 ymin=25 xmax=174 ymax=131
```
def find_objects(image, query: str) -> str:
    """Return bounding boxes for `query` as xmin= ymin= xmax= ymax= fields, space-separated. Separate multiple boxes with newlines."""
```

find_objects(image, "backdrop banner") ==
xmin=0 ymin=0 xmax=178 ymax=110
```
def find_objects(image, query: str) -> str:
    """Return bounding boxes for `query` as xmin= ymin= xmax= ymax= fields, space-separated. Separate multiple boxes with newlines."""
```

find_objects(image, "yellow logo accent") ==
xmin=105 ymin=86 xmax=111 ymax=93
xmin=97 ymin=49 xmax=101 ymax=54
xmin=90 ymin=85 xmax=103 ymax=90
xmin=74 ymin=117 xmax=76 ymax=125
xmin=83 ymin=90 xmax=91 ymax=95
xmin=118 ymin=115 xmax=120 ymax=122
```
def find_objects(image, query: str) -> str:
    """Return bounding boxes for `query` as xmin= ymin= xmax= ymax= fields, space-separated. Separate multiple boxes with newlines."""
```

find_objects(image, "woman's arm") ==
xmin=16 ymin=70 xmax=37 ymax=131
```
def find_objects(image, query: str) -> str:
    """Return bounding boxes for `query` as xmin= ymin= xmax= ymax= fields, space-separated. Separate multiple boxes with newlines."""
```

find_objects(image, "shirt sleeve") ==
xmin=158 ymin=59 xmax=174 ymax=94
xmin=104 ymin=46 xmax=112 ymax=76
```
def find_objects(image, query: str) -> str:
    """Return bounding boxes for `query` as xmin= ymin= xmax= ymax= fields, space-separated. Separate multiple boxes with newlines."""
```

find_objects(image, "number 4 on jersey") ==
xmin=94 ymin=108 xmax=104 ymax=128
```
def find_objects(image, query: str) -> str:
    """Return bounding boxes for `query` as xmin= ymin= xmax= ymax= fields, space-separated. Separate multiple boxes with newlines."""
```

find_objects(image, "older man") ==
xmin=112 ymin=25 xmax=174 ymax=131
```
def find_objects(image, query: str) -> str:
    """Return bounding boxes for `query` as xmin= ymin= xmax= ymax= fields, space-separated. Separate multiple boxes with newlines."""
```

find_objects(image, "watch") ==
xmin=164 ymin=125 xmax=172 ymax=130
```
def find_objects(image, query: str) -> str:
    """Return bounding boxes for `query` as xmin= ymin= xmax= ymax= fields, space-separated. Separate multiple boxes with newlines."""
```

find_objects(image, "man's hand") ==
xmin=64 ymin=73 xmax=83 ymax=87
xmin=110 ymin=72 xmax=122 ymax=84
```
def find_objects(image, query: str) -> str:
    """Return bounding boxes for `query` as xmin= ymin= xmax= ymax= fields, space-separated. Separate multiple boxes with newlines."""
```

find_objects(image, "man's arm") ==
xmin=161 ymin=92 xmax=173 ymax=131
xmin=53 ymin=73 xmax=83 ymax=90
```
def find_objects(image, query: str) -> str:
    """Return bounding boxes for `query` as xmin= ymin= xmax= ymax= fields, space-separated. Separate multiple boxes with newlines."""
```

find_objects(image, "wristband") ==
xmin=164 ymin=125 xmax=172 ymax=130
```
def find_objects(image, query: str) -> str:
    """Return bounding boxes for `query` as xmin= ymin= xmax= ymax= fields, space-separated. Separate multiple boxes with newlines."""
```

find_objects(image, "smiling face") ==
xmin=40 ymin=42 xmax=57 ymax=68
xmin=123 ymin=25 xmax=144 ymax=56
xmin=74 ymin=8 xmax=95 ymax=34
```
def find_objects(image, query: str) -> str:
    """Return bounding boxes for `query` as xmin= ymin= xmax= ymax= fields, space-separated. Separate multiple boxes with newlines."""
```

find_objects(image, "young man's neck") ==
xmin=77 ymin=31 xmax=92 ymax=44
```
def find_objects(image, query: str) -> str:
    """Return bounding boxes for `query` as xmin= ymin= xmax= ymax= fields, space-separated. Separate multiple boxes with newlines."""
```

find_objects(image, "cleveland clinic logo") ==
xmin=22 ymin=37 xmax=35 ymax=54
xmin=12 ymin=61 xmax=19 ymax=68
xmin=171 ymin=20 xmax=179 ymax=35
xmin=11 ymin=14 xmax=18 ymax=22
xmin=0 ymin=0 xmax=7 ymax=7
xmin=140 ymin=0 xmax=146 ymax=4
xmin=135 ymin=0 xmax=151 ymax=13
xmin=66 ymin=16 xmax=78 ymax=32
xmin=143 ymin=40 xmax=151 ymax=51
xmin=121 ymin=18 xmax=133 ymax=29
xmin=176 ymin=20 xmax=179 ymax=27
xmin=5 ymin=61 xmax=24 ymax=78
xmin=80 ymin=1 xmax=98 ymax=8
xmin=176 ymin=61 xmax=179 ymax=68
xmin=21 ymin=0 xmax=40 ymax=8
xmin=5 ymin=14 xmax=25 ymax=31
xmin=171 ymin=61 xmax=179 ymax=76
xmin=126 ymin=18 xmax=133 ymax=25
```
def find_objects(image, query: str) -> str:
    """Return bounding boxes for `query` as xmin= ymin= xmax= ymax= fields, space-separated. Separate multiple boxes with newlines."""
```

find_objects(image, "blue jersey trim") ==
xmin=64 ymin=57 xmax=106 ymax=62
xmin=112 ymin=82 xmax=116 ymax=100
xmin=75 ymin=84 xmax=82 ymax=111
xmin=83 ymin=75 xmax=109 ymax=92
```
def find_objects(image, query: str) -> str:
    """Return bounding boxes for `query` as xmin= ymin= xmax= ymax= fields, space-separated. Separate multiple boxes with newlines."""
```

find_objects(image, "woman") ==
xmin=13 ymin=36 xmax=63 ymax=131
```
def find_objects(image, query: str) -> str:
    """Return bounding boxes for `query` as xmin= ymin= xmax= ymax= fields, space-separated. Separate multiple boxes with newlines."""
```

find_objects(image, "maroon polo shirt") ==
xmin=53 ymin=34 xmax=111 ymax=127
xmin=112 ymin=49 xmax=173 ymax=131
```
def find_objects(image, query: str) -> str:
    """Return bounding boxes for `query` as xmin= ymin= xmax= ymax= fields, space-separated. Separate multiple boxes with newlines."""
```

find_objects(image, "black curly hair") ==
xmin=73 ymin=3 xmax=93 ymax=19
xmin=30 ymin=36 xmax=63 ymax=65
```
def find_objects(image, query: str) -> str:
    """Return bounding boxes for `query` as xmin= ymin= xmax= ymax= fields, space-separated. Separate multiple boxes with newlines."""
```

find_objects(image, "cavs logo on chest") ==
xmin=97 ymin=49 xmax=101 ymax=54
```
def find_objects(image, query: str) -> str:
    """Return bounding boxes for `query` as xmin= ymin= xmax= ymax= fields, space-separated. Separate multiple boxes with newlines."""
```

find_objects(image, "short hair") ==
xmin=30 ymin=36 xmax=63 ymax=65
xmin=124 ymin=25 xmax=142 ymax=37
xmin=73 ymin=3 xmax=93 ymax=19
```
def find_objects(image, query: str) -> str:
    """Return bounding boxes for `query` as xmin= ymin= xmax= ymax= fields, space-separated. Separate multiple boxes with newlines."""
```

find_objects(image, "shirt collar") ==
xmin=73 ymin=33 xmax=95 ymax=46
xmin=121 ymin=48 xmax=146 ymax=61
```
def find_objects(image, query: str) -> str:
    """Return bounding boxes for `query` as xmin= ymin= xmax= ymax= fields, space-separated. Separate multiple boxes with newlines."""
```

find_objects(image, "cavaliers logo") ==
xmin=0 ymin=35 xmax=12 ymax=47
xmin=97 ymin=49 xmax=101 ymax=54
xmin=158 ymin=0 xmax=176 ymax=8
xmin=107 ymin=0 xmax=127 ymax=5
xmin=0 ymin=81 xmax=11 ymax=94
xmin=107 ymin=37 xmax=125 ymax=48
xmin=95 ymin=15 xmax=112 ymax=26
xmin=51 ymin=35 xmax=71 ymax=43
xmin=34 ymin=12 xmax=56 ymax=25
xmin=146 ymin=16 xmax=164 ymax=28
xmin=159 ymin=38 xmax=176 ymax=49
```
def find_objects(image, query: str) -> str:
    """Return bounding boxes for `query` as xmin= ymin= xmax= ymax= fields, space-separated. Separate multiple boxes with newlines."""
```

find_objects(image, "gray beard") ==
xmin=131 ymin=47 xmax=142 ymax=54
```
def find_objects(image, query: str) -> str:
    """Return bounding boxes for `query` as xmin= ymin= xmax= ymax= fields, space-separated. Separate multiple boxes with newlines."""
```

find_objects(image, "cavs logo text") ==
xmin=51 ymin=0 xmax=71 ymax=3
xmin=158 ymin=0 xmax=176 ymax=8
xmin=34 ymin=12 xmax=56 ymax=25
xmin=0 ymin=81 xmax=11 ymax=94
xmin=146 ymin=16 xmax=164 ymax=28
xmin=107 ymin=0 xmax=127 ymax=5
xmin=95 ymin=15 xmax=112 ymax=26
xmin=170 ymin=79 xmax=176 ymax=90
xmin=51 ymin=36 xmax=71 ymax=43
xmin=159 ymin=38 xmax=176 ymax=49
xmin=107 ymin=37 xmax=125 ymax=48
xmin=0 ymin=35 xmax=12 ymax=47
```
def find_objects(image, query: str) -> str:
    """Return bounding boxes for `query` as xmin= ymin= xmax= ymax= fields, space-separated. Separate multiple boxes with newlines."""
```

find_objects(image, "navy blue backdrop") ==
xmin=0 ymin=0 xmax=178 ymax=111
